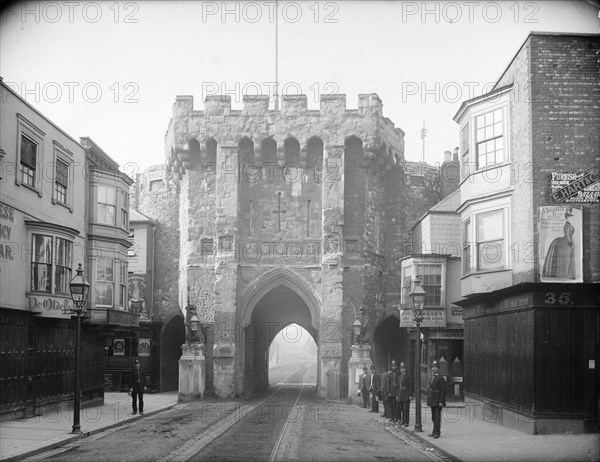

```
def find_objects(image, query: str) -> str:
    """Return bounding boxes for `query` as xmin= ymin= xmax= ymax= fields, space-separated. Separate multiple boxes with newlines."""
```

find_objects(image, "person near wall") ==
xmin=368 ymin=364 xmax=381 ymax=413
xmin=129 ymin=359 xmax=147 ymax=416
xmin=397 ymin=361 xmax=414 ymax=427
xmin=386 ymin=359 xmax=399 ymax=422
xmin=426 ymin=360 xmax=447 ymax=438
xmin=358 ymin=366 xmax=370 ymax=408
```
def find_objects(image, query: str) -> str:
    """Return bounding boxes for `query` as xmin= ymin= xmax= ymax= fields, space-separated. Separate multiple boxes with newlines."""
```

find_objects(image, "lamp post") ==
xmin=409 ymin=276 xmax=426 ymax=433
xmin=65 ymin=263 xmax=90 ymax=434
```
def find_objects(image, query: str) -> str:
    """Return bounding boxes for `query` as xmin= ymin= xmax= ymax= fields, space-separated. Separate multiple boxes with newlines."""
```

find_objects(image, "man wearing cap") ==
xmin=129 ymin=359 xmax=147 ymax=416
xmin=368 ymin=364 xmax=381 ymax=413
xmin=386 ymin=360 xmax=399 ymax=422
xmin=426 ymin=360 xmax=446 ymax=438
xmin=359 ymin=366 xmax=370 ymax=408
xmin=397 ymin=361 xmax=414 ymax=427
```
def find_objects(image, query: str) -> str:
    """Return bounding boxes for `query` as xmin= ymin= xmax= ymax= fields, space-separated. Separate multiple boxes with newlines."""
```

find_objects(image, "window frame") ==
xmin=30 ymin=233 xmax=73 ymax=295
xmin=475 ymin=107 xmax=505 ymax=170
xmin=51 ymin=141 xmax=74 ymax=211
xmin=462 ymin=219 xmax=472 ymax=275
xmin=97 ymin=184 xmax=117 ymax=225
xmin=119 ymin=260 xmax=128 ymax=309
xmin=120 ymin=189 xmax=129 ymax=231
xmin=475 ymin=209 xmax=506 ymax=271
xmin=416 ymin=263 xmax=443 ymax=308
xmin=95 ymin=257 xmax=114 ymax=307
xmin=16 ymin=114 xmax=45 ymax=196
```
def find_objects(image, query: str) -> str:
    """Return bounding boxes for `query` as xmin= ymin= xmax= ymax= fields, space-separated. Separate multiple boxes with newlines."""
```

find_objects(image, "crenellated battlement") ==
xmin=167 ymin=92 xmax=404 ymax=177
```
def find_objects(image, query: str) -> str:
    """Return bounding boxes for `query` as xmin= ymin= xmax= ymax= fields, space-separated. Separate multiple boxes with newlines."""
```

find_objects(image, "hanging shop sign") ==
xmin=550 ymin=172 xmax=599 ymax=203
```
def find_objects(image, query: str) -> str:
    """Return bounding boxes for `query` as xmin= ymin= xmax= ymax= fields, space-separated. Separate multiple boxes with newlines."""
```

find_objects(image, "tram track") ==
xmin=160 ymin=362 xmax=311 ymax=462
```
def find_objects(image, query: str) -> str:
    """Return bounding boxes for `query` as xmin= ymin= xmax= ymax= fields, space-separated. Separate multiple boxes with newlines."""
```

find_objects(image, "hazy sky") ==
xmin=1 ymin=1 xmax=598 ymax=178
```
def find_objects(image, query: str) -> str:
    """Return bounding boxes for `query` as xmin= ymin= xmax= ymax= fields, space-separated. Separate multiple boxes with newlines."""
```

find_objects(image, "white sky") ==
xmin=1 ymin=1 xmax=598 ymax=178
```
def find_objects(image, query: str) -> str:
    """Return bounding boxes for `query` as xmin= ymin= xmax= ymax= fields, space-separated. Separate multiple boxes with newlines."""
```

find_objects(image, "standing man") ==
xmin=397 ymin=362 xmax=414 ymax=427
xmin=369 ymin=364 xmax=381 ymax=413
xmin=426 ymin=360 xmax=447 ymax=438
xmin=386 ymin=359 xmax=399 ymax=422
xmin=359 ymin=366 xmax=370 ymax=408
xmin=129 ymin=359 xmax=146 ymax=416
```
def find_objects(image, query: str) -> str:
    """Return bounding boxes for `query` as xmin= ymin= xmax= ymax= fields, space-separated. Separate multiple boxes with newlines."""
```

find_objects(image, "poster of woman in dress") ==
xmin=539 ymin=206 xmax=582 ymax=282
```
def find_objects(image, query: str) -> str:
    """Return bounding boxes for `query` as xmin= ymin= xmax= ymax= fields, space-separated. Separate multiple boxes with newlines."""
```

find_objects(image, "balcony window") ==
xmin=476 ymin=108 xmax=504 ymax=169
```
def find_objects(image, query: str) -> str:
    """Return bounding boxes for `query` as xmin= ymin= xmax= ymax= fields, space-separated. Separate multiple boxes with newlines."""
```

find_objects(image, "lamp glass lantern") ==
xmin=67 ymin=263 xmax=90 ymax=314
xmin=190 ymin=312 xmax=200 ymax=333
xmin=409 ymin=277 xmax=426 ymax=311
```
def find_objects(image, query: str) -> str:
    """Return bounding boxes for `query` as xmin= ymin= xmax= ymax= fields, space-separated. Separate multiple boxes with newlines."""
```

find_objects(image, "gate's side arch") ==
xmin=236 ymin=268 xmax=321 ymax=395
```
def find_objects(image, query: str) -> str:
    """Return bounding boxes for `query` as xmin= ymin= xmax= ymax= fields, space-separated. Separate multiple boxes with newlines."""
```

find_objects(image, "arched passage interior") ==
xmin=243 ymin=284 xmax=318 ymax=395
xmin=373 ymin=314 xmax=412 ymax=371
xmin=268 ymin=323 xmax=318 ymax=385
xmin=159 ymin=313 xmax=185 ymax=392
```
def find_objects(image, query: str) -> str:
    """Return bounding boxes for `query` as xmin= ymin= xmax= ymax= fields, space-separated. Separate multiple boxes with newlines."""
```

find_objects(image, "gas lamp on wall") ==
xmin=352 ymin=315 xmax=363 ymax=345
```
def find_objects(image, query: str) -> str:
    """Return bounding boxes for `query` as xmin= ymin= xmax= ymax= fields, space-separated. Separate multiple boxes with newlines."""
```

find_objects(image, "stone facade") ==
xmin=135 ymin=93 xmax=441 ymax=398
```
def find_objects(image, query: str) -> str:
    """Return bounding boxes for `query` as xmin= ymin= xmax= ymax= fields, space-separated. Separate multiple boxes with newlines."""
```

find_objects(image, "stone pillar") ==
xmin=178 ymin=343 xmax=206 ymax=401
xmin=319 ymin=144 xmax=345 ymax=398
xmin=348 ymin=345 xmax=372 ymax=405
xmin=213 ymin=143 xmax=239 ymax=398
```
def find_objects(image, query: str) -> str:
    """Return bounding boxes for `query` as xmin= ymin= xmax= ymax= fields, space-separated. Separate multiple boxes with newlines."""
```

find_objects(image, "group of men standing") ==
xmin=358 ymin=359 xmax=447 ymax=438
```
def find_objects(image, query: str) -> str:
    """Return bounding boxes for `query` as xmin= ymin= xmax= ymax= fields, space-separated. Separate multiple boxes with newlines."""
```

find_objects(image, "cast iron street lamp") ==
xmin=65 ymin=263 xmax=90 ymax=434
xmin=409 ymin=276 xmax=426 ymax=433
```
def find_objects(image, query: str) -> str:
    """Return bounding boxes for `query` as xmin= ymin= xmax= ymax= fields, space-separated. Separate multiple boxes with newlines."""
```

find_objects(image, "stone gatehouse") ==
xmin=132 ymin=93 xmax=442 ymax=398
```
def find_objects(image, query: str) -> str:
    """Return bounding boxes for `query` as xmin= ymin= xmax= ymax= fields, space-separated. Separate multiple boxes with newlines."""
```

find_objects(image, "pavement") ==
xmin=1 ymin=392 xmax=598 ymax=462
xmin=0 ymin=392 xmax=179 ymax=461
xmin=375 ymin=399 xmax=600 ymax=462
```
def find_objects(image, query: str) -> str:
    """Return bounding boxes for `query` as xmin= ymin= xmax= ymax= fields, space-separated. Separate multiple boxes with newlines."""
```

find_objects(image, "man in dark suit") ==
xmin=358 ymin=366 xmax=370 ymax=408
xmin=397 ymin=362 xmax=414 ymax=427
xmin=129 ymin=359 xmax=146 ymax=416
xmin=386 ymin=359 xmax=399 ymax=422
xmin=426 ymin=360 xmax=447 ymax=438
xmin=368 ymin=364 xmax=381 ymax=413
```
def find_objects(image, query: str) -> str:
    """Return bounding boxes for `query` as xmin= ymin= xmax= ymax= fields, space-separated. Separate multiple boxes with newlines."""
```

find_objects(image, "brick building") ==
xmin=453 ymin=33 xmax=600 ymax=433
xmin=133 ymin=93 xmax=443 ymax=398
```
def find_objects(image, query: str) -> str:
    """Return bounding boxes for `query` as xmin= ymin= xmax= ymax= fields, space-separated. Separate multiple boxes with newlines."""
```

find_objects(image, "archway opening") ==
xmin=159 ymin=314 xmax=185 ymax=391
xmin=268 ymin=323 xmax=317 ymax=386
xmin=373 ymin=315 xmax=412 ymax=372
xmin=244 ymin=284 xmax=318 ymax=395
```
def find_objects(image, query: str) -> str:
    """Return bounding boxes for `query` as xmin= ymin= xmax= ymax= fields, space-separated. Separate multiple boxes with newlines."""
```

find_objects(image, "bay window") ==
xmin=30 ymin=234 xmax=73 ymax=294
xmin=476 ymin=108 xmax=505 ymax=169
xmin=95 ymin=257 xmax=114 ymax=307
xmin=97 ymin=185 xmax=116 ymax=225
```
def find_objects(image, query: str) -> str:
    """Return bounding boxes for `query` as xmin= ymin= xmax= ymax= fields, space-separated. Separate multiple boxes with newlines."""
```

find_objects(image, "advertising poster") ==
xmin=113 ymin=338 xmax=125 ymax=356
xmin=539 ymin=206 xmax=583 ymax=283
xmin=138 ymin=338 xmax=151 ymax=357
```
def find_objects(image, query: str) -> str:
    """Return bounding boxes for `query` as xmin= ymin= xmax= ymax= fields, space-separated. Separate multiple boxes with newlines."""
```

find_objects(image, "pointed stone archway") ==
xmin=373 ymin=312 xmax=412 ymax=371
xmin=237 ymin=268 xmax=321 ymax=396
